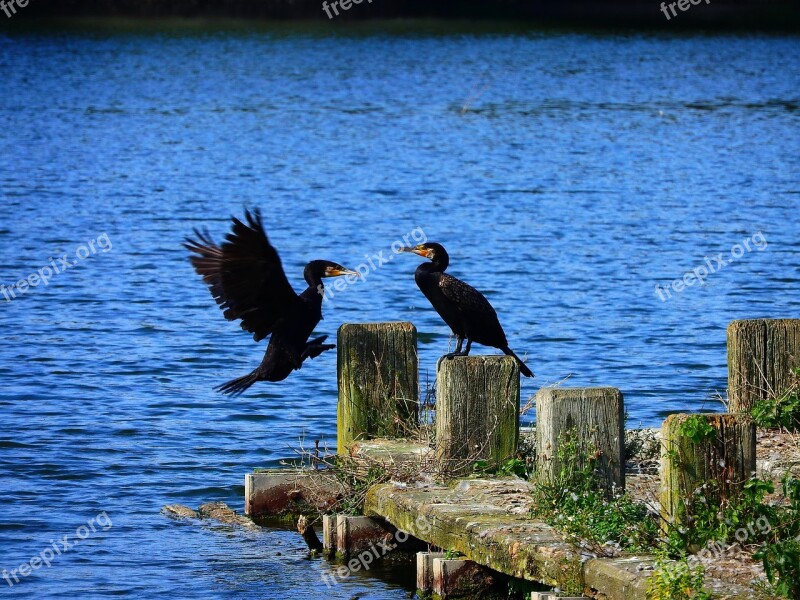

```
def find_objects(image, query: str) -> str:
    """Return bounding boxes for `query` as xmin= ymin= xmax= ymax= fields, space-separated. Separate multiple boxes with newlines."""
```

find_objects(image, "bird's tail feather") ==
xmin=215 ymin=370 xmax=260 ymax=396
xmin=502 ymin=347 xmax=534 ymax=378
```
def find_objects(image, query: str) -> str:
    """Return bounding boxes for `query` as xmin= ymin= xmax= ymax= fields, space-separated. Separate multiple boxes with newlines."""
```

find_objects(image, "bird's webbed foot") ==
xmin=444 ymin=339 xmax=472 ymax=359
xmin=444 ymin=336 xmax=466 ymax=359
xmin=301 ymin=341 xmax=336 ymax=361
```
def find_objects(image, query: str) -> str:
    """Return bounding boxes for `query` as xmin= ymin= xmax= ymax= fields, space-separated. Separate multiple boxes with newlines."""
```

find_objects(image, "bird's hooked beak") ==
xmin=400 ymin=245 xmax=432 ymax=259
xmin=324 ymin=266 xmax=359 ymax=278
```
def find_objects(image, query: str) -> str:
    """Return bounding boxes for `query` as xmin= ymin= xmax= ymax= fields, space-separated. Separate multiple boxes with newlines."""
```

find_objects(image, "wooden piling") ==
xmin=660 ymin=413 xmax=756 ymax=531
xmin=417 ymin=551 xmax=447 ymax=593
xmin=335 ymin=515 xmax=395 ymax=557
xmin=435 ymin=355 xmax=520 ymax=474
xmin=433 ymin=557 xmax=496 ymax=599
xmin=727 ymin=319 xmax=800 ymax=414
xmin=337 ymin=322 xmax=418 ymax=455
xmin=535 ymin=387 xmax=625 ymax=492
xmin=322 ymin=514 xmax=337 ymax=556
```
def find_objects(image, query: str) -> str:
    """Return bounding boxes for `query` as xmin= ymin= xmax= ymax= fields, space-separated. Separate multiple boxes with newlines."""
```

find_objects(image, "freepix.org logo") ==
xmin=3 ymin=512 xmax=113 ymax=587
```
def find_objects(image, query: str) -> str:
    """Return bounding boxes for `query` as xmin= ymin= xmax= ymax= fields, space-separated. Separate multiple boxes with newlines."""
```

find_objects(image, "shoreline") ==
xmin=2 ymin=2 xmax=800 ymax=32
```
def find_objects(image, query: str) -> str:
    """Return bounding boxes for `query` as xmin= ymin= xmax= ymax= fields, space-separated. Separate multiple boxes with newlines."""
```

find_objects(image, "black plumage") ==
xmin=185 ymin=209 xmax=356 ymax=395
xmin=401 ymin=242 xmax=534 ymax=378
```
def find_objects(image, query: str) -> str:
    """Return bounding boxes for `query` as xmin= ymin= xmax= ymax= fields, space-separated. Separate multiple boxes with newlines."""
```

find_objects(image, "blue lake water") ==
xmin=1 ymin=22 xmax=799 ymax=599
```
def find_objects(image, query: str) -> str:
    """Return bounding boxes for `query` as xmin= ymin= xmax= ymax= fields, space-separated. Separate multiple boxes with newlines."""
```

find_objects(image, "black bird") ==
xmin=401 ymin=242 xmax=534 ymax=378
xmin=185 ymin=209 xmax=357 ymax=395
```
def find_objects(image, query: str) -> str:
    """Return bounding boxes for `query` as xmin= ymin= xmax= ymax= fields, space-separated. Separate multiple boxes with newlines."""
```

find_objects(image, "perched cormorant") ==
xmin=401 ymin=242 xmax=534 ymax=378
xmin=185 ymin=209 xmax=357 ymax=395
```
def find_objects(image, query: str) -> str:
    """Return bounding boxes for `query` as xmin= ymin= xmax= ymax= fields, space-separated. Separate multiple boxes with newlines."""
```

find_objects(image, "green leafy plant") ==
xmin=666 ymin=475 xmax=776 ymax=554
xmin=472 ymin=457 xmax=530 ymax=479
xmin=679 ymin=414 xmax=717 ymax=443
xmin=646 ymin=558 xmax=712 ymax=600
xmin=752 ymin=367 xmax=800 ymax=431
xmin=757 ymin=539 xmax=800 ymax=599
xmin=754 ymin=474 xmax=800 ymax=598
xmin=529 ymin=430 xmax=659 ymax=554
xmin=471 ymin=441 xmax=535 ymax=480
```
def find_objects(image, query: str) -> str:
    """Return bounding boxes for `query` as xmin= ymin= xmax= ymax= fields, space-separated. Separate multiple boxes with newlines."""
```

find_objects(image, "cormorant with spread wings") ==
xmin=185 ymin=209 xmax=357 ymax=395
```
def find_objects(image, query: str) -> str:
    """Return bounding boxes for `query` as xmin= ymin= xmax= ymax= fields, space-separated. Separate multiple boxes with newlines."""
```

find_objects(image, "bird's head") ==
xmin=399 ymin=242 xmax=447 ymax=262
xmin=304 ymin=260 xmax=358 ymax=286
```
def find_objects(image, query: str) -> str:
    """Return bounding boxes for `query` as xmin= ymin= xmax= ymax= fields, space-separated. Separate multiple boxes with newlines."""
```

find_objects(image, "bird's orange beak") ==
xmin=324 ymin=266 xmax=359 ymax=277
xmin=400 ymin=246 xmax=431 ymax=258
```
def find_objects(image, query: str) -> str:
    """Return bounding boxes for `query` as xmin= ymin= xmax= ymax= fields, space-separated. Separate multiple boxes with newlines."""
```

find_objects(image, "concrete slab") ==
xmin=245 ymin=468 xmax=345 ymax=519
xmin=364 ymin=477 xmax=755 ymax=599
xmin=335 ymin=515 xmax=395 ymax=556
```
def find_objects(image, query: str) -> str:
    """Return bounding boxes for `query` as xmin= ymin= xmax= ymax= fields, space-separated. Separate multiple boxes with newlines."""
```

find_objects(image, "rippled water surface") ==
xmin=1 ymin=22 xmax=798 ymax=599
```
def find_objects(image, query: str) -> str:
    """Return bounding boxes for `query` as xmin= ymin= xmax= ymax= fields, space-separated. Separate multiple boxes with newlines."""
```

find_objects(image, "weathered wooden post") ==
xmin=337 ymin=322 xmax=418 ymax=455
xmin=660 ymin=413 xmax=756 ymax=532
xmin=436 ymin=355 xmax=519 ymax=475
xmin=727 ymin=319 xmax=800 ymax=414
xmin=535 ymin=387 xmax=625 ymax=492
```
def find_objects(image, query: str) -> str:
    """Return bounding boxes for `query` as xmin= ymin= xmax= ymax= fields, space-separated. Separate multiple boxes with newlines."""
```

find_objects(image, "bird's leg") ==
xmin=463 ymin=339 xmax=472 ymax=355
xmin=301 ymin=335 xmax=335 ymax=361
xmin=445 ymin=336 xmax=466 ymax=359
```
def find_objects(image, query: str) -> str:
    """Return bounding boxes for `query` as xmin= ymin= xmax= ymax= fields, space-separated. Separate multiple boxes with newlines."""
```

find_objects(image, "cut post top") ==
xmin=435 ymin=354 xmax=518 ymax=371
xmin=535 ymin=386 xmax=622 ymax=402
xmin=338 ymin=321 xmax=417 ymax=334
xmin=727 ymin=317 xmax=800 ymax=329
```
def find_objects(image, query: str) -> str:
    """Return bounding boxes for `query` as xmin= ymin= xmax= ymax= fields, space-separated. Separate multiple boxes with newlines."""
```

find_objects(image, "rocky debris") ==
xmin=162 ymin=504 xmax=200 ymax=519
xmin=297 ymin=515 xmax=323 ymax=552
xmin=162 ymin=501 xmax=260 ymax=530
xmin=756 ymin=429 xmax=800 ymax=480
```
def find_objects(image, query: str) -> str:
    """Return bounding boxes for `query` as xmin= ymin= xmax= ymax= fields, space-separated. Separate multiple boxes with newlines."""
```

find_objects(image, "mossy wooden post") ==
xmin=727 ymin=319 xmax=800 ymax=414
xmin=435 ymin=355 xmax=519 ymax=474
xmin=337 ymin=322 xmax=418 ymax=455
xmin=535 ymin=387 xmax=625 ymax=493
xmin=660 ymin=413 xmax=756 ymax=532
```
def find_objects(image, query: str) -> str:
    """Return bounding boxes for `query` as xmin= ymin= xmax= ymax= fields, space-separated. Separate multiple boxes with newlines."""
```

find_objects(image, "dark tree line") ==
xmin=8 ymin=0 xmax=800 ymax=27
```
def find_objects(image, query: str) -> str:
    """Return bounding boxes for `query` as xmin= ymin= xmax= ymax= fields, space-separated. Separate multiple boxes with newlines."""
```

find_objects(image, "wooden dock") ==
xmin=242 ymin=320 xmax=800 ymax=599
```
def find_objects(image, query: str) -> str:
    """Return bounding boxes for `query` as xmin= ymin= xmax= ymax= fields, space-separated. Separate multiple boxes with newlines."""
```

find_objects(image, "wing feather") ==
xmin=437 ymin=273 xmax=497 ymax=318
xmin=184 ymin=208 xmax=299 ymax=341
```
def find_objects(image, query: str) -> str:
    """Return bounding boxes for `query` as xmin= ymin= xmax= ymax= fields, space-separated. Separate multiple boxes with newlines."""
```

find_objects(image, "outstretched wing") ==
xmin=185 ymin=208 xmax=300 ymax=342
